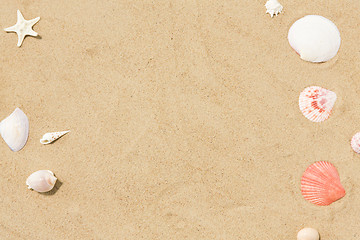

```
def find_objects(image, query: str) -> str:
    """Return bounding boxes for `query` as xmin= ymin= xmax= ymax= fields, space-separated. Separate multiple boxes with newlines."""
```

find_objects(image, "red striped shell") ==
xmin=351 ymin=132 xmax=360 ymax=154
xmin=299 ymin=86 xmax=337 ymax=122
xmin=301 ymin=161 xmax=345 ymax=206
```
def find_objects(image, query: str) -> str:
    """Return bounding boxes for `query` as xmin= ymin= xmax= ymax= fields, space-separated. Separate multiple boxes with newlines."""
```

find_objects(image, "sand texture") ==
xmin=0 ymin=0 xmax=359 ymax=239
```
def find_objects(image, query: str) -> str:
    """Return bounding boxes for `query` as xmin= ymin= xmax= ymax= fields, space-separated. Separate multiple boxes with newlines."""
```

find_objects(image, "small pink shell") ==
xmin=301 ymin=161 xmax=345 ymax=206
xmin=299 ymin=86 xmax=337 ymax=122
xmin=351 ymin=132 xmax=360 ymax=153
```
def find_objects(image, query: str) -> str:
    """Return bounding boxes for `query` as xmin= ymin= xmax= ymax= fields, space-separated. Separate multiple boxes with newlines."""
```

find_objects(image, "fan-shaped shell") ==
xmin=288 ymin=15 xmax=341 ymax=63
xmin=301 ymin=161 xmax=345 ymax=206
xmin=0 ymin=108 xmax=29 ymax=151
xmin=299 ymin=86 xmax=336 ymax=122
xmin=26 ymin=170 xmax=57 ymax=193
xmin=351 ymin=132 xmax=360 ymax=153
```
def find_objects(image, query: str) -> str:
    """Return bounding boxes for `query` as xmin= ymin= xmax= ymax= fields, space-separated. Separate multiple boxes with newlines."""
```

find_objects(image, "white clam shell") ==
xmin=26 ymin=170 xmax=57 ymax=193
xmin=297 ymin=228 xmax=319 ymax=240
xmin=288 ymin=15 xmax=341 ymax=63
xmin=40 ymin=130 xmax=70 ymax=145
xmin=0 ymin=108 xmax=29 ymax=152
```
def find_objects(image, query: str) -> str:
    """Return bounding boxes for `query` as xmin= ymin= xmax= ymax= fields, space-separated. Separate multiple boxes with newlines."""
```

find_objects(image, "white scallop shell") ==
xmin=265 ymin=0 xmax=283 ymax=18
xmin=0 ymin=108 xmax=29 ymax=152
xmin=26 ymin=170 xmax=57 ymax=193
xmin=288 ymin=15 xmax=341 ymax=63
xmin=40 ymin=130 xmax=70 ymax=145
xmin=351 ymin=132 xmax=360 ymax=153
xmin=297 ymin=228 xmax=319 ymax=240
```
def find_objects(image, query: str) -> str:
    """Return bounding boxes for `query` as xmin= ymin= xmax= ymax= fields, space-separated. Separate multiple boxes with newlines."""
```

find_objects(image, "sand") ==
xmin=0 ymin=0 xmax=359 ymax=239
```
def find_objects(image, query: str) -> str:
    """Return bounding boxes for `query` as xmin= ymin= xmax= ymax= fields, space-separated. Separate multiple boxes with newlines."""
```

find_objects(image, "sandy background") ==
xmin=0 ymin=0 xmax=359 ymax=239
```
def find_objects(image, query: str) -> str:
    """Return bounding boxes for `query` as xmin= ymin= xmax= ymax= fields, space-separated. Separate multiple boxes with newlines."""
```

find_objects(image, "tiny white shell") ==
xmin=0 ymin=108 xmax=29 ymax=152
xmin=351 ymin=132 xmax=360 ymax=153
xmin=26 ymin=170 xmax=57 ymax=193
xmin=297 ymin=228 xmax=319 ymax=240
xmin=265 ymin=0 xmax=283 ymax=18
xmin=40 ymin=130 xmax=70 ymax=145
xmin=288 ymin=15 xmax=341 ymax=63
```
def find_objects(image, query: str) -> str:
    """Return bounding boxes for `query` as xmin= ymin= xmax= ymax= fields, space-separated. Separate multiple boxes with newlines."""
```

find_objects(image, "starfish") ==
xmin=4 ymin=10 xmax=40 ymax=47
xmin=265 ymin=0 xmax=283 ymax=18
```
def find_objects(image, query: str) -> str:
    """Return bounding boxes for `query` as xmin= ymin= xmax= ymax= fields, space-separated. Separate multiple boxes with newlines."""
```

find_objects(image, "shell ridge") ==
xmin=299 ymin=87 xmax=336 ymax=122
xmin=301 ymin=161 xmax=345 ymax=205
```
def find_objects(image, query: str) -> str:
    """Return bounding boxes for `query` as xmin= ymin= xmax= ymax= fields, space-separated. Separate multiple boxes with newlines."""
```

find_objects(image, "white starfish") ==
xmin=265 ymin=0 xmax=283 ymax=18
xmin=4 ymin=10 xmax=40 ymax=47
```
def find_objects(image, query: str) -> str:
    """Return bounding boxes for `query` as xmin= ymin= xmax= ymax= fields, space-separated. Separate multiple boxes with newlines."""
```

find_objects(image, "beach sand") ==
xmin=0 ymin=0 xmax=359 ymax=239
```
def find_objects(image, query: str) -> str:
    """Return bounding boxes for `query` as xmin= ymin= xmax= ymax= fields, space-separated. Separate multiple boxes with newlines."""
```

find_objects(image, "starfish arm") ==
xmin=28 ymin=17 xmax=40 ymax=26
xmin=26 ymin=29 xmax=38 ymax=37
xmin=4 ymin=25 xmax=17 ymax=32
xmin=17 ymin=32 xmax=26 ymax=47
xmin=17 ymin=10 xmax=25 ymax=22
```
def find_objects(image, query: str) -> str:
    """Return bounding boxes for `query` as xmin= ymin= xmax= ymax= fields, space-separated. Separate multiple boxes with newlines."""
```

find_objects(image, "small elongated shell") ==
xmin=40 ymin=130 xmax=70 ymax=144
xmin=26 ymin=170 xmax=57 ymax=193
xmin=297 ymin=228 xmax=319 ymax=240
xmin=351 ymin=132 xmax=360 ymax=153
xmin=288 ymin=15 xmax=341 ymax=63
xmin=0 ymin=108 xmax=29 ymax=151
xmin=299 ymin=86 xmax=336 ymax=122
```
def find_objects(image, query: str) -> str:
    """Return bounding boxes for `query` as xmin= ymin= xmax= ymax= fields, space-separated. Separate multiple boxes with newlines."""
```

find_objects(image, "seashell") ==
xmin=26 ymin=170 xmax=57 ymax=193
xmin=351 ymin=132 xmax=360 ymax=153
xmin=0 ymin=108 xmax=29 ymax=152
xmin=297 ymin=228 xmax=319 ymax=240
xmin=299 ymin=86 xmax=336 ymax=122
xmin=40 ymin=130 xmax=70 ymax=145
xmin=265 ymin=0 xmax=283 ymax=18
xmin=301 ymin=161 xmax=345 ymax=206
xmin=288 ymin=15 xmax=341 ymax=63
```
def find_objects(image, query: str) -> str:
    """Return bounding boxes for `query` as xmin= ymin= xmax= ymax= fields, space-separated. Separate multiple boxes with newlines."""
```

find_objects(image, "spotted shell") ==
xmin=299 ymin=86 xmax=336 ymax=122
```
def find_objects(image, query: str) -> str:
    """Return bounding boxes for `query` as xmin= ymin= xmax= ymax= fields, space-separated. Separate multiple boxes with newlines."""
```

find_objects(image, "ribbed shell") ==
xmin=301 ymin=161 xmax=345 ymax=206
xmin=351 ymin=132 xmax=360 ymax=154
xmin=299 ymin=86 xmax=336 ymax=122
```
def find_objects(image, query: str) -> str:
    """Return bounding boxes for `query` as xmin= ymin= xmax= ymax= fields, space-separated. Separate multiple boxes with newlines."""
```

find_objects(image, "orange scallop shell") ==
xmin=301 ymin=161 xmax=345 ymax=206
xmin=299 ymin=86 xmax=337 ymax=122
